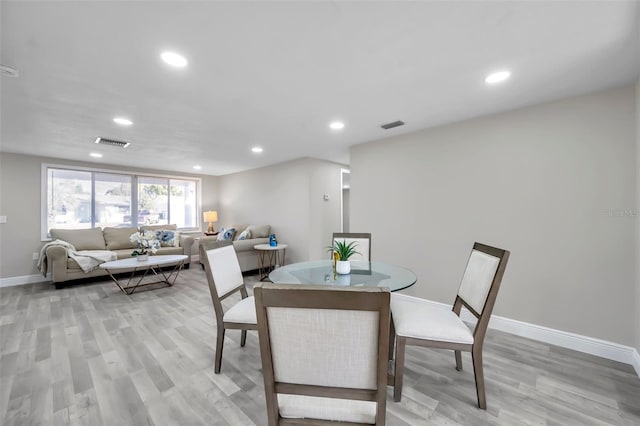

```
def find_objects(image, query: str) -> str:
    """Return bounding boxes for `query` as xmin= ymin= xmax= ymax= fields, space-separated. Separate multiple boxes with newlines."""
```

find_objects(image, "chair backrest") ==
xmin=454 ymin=242 xmax=510 ymax=342
xmin=332 ymin=232 xmax=371 ymax=261
xmin=199 ymin=240 xmax=245 ymax=320
xmin=254 ymin=284 xmax=390 ymax=426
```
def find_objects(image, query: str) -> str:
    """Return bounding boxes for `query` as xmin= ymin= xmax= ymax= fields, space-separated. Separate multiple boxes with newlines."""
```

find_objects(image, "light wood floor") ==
xmin=1 ymin=264 xmax=639 ymax=425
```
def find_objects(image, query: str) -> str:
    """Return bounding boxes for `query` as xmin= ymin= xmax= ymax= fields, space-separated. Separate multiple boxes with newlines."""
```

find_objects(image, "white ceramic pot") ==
xmin=336 ymin=260 xmax=351 ymax=275
xmin=137 ymin=254 xmax=149 ymax=262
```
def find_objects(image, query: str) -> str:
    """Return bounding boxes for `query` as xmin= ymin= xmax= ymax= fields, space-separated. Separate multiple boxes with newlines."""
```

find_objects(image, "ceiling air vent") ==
xmin=381 ymin=120 xmax=405 ymax=130
xmin=94 ymin=137 xmax=131 ymax=148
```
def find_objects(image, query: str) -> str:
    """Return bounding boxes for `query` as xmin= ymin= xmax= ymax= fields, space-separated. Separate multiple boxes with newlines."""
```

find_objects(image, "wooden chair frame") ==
xmin=200 ymin=240 xmax=258 ymax=374
xmin=390 ymin=242 xmax=510 ymax=409
xmin=254 ymin=284 xmax=390 ymax=426
xmin=332 ymin=232 xmax=372 ymax=261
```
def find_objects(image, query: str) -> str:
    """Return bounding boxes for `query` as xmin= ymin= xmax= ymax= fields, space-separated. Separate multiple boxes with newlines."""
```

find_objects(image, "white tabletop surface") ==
xmin=99 ymin=254 xmax=188 ymax=269
xmin=254 ymin=244 xmax=288 ymax=250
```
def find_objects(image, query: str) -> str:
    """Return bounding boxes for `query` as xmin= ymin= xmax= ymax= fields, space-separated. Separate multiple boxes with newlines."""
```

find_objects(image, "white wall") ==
xmin=0 ymin=153 xmax=219 ymax=279
xmin=636 ymin=80 xmax=640 ymax=355
xmin=351 ymin=86 xmax=636 ymax=346
xmin=218 ymin=158 xmax=344 ymax=264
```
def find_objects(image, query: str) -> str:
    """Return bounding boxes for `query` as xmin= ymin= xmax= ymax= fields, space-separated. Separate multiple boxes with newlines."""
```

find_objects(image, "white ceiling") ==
xmin=1 ymin=1 xmax=639 ymax=176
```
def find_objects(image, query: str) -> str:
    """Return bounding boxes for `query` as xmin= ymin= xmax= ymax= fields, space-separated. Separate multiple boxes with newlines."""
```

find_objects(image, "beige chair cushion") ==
xmin=278 ymin=394 xmax=376 ymax=424
xmin=103 ymin=227 xmax=138 ymax=250
xmin=266 ymin=307 xmax=379 ymax=390
xmin=391 ymin=293 xmax=474 ymax=344
xmin=206 ymin=244 xmax=244 ymax=297
xmin=50 ymin=228 xmax=106 ymax=251
xmin=246 ymin=224 xmax=271 ymax=238
xmin=458 ymin=249 xmax=500 ymax=313
xmin=223 ymin=296 xmax=257 ymax=324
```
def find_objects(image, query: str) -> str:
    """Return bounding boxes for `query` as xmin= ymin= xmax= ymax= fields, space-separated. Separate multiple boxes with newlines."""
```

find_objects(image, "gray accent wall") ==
xmin=218 ymin=158 xmax=344 ymax=265
xmin=0 ymin=153 xmax=219 ymax=279
xmin=351 ymin=86 xmax=637 ymax=346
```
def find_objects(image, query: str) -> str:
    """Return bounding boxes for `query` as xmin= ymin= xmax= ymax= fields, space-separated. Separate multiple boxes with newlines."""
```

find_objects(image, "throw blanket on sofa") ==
xmin=38 ymin=239 xmax=117 ymax=276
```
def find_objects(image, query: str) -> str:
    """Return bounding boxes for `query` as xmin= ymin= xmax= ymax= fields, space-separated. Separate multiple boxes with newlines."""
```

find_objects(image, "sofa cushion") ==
xmin=233 ymin=237 xmax=269 ymax=252
xmin=140 ymin=223 xmax=177 ymax=232
xmin=246 ymin=224 xmax=271 ymax=238
xmin=103 ymin=227 xmax=138 ymax=250
xmin=50 ymin=228 xmax=106 ymax=251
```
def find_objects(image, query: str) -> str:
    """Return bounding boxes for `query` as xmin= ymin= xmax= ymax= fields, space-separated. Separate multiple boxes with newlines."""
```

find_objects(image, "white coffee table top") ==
xmin=254 ymin=244 xmax=288 ymax=251
xmin=99 ymin=254 xmax=188 ymax=270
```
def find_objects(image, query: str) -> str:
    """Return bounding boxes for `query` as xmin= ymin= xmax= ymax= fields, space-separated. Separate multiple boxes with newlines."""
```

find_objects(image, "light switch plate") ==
xmin=0 ymin=216 xmax=6 ymax=223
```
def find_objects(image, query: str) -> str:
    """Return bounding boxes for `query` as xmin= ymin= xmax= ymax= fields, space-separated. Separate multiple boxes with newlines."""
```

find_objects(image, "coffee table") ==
xmin=99 ymin=254 xmax=188 ymax=295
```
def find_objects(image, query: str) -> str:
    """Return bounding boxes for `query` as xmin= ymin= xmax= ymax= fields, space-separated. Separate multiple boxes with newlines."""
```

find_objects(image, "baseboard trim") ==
xmin=632 ymin=348 xmax=640 ymax=378
xmin=0 ymin=274 xmax=51 ymax=288
xmin=416 ymin=298 xmax=639 ymax=376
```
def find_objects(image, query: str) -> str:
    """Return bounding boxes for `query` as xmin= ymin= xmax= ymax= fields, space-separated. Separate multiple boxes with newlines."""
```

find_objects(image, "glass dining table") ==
xmin=268 ymin=259 xmax=416 ymax=292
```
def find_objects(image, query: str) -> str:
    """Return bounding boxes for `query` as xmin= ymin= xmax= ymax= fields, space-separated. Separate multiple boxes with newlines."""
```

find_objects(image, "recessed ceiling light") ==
xmin=329 ymin=121 xmax=345 ymax=130
xmin=90 ymin=152 xmax=103 ymax=158
xmin=485 ymin=70 xmax=511 ymax=84
xmin=252 ymin=146 xmax=263 ymax=153
xmin=113 ymin=117 xmax=133 ymax=126
xmin=161 ymin=51 xmax=188 ymax=67
xmin=193 ymin=165 xmax=202 ymax=170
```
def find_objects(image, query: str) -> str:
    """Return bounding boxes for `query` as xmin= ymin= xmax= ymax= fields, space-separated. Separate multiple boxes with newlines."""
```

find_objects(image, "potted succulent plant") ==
xmin=327 ymin=240 xmax=360 ymax=274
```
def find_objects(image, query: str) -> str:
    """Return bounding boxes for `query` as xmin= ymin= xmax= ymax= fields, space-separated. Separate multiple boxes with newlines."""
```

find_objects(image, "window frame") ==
xmin=41 ymin=163 xmax=201 ymax=241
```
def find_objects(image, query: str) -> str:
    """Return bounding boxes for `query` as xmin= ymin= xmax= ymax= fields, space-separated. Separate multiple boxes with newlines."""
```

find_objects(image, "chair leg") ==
xmin=472 ymin=346 xmax=486 ymax=409
xmin=240 ymin=329 xmax=247 ymax=347
xmin=393 ymin=336 xmax=406 ymax=402
xmin=389 ymin=316 xmax=396 ymax=361
xmin=455 ymin=350 xmax=463 ymax=371
xmin=214 ymin=328 xmax=226 ymax=374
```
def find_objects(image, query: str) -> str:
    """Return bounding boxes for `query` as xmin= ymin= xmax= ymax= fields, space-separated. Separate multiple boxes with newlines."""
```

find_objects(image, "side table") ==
xmin=254 ymin=244 xmax=288 ymax=281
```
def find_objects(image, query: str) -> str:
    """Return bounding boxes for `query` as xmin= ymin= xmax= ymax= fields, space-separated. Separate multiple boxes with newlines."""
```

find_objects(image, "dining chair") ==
xmin=200 ymin=240 xmax=257 ymax=374
xmin=332 ymin=232 xmax=371 ymax=261
xmin=254 ymin=283 xmax=390 ymax=425
xmin=389 ymin=242 xmax=510 ymax=409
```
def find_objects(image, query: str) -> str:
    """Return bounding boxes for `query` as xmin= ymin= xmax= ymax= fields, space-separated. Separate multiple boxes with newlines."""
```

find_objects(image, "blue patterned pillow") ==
xmin=155 ymin=230 xmax=179 ymax=247
xmin=216 ymin=227 xmax=236 ymax=241
xmin=237 ymin=229 xmax=251 ymax=240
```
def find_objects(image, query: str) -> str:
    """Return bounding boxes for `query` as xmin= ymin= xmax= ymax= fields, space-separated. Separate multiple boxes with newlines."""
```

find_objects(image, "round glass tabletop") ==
xmin=268 ymin=259 xmax=416 ymax=292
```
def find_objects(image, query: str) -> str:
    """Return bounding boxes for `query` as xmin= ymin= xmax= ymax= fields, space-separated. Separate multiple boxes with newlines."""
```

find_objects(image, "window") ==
xmin=43 ymin=165 xmax=200 ymax=239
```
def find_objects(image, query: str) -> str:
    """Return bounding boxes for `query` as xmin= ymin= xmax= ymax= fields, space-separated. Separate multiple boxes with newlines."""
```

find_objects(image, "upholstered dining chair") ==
xmin=200 ymin=240 xmax=257 ymax=374
xmin=389 ymin=242 xmax=510 ymax=409
xmin=332 ymin=232 xmax=372 ymax=261
xmin=254 ymin=283 xmax=390 ymax=426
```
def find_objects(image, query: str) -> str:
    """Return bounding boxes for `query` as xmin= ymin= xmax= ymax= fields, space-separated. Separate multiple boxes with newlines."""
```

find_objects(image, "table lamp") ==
xmin=203 ymin=210 xmax=218 ymax=234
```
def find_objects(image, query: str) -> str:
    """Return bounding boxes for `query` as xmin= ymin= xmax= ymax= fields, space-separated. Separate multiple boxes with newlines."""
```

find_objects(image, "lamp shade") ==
xmin=203 ymin=211 xmax=218 ymax=223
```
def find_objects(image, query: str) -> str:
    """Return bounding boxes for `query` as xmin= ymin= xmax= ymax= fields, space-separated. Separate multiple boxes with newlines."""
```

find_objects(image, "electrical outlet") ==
xmin=32 ymin=252 xmax=39 ymax=260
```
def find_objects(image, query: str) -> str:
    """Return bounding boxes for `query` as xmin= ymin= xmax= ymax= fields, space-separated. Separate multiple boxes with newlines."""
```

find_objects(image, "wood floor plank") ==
xmin=1 ymin=266 xmax=639 ymax=425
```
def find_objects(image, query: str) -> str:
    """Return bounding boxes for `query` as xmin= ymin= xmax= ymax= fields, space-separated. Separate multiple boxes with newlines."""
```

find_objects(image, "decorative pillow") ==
xmin=216 ymin=227 xmax=236 ymax=241
xmin=237 ymin=229 xmax=251 ymax=240
xmin=155 ymin=229 xmax=180 ymax=247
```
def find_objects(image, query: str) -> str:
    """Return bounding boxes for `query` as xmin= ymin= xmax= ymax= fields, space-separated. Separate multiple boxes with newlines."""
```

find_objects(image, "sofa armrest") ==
xmin=179 ymin=234 xmax=195 ymax=259
xmin=46 ymin=245 xmax=68 ymax=283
